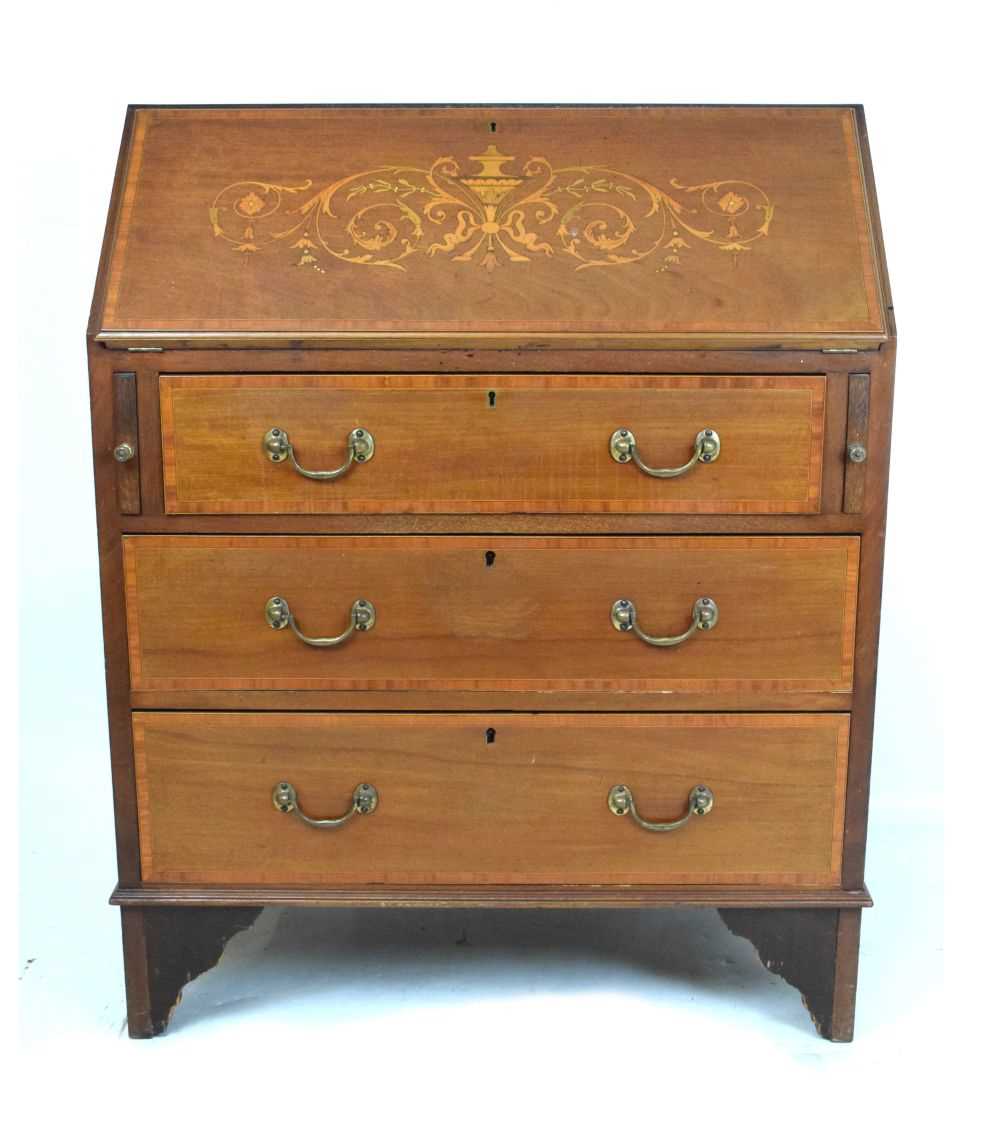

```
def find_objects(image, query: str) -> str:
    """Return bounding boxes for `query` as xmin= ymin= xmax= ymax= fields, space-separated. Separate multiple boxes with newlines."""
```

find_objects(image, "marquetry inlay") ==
xmin=209 ymin=145 xmax=775 ymax=274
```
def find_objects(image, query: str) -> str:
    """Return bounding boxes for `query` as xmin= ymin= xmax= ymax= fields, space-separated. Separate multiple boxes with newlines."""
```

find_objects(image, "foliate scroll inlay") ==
xmin=209 ymin=146 xmax=775 ymax=274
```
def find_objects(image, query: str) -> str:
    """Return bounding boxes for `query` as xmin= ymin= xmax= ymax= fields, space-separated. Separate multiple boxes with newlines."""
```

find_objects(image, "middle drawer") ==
xmin=124 ymin=535 xmax=858 ymax=695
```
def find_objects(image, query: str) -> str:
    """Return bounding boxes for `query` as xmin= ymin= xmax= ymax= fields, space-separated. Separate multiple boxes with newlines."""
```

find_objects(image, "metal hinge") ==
xmin=821 ymin=347 xmax=859 ymax=354
xmin=125 ymin=346 xmax=164 ymax=352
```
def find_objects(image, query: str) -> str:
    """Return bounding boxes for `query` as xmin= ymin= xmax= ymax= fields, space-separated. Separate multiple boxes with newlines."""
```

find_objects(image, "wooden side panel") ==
xmin=134 ymin=712 xmax=850 ymax=887
xmin=160 ymin=374 xmax=826 ymax=515
xmin=123 ymin=535 xmax=859 ymax=694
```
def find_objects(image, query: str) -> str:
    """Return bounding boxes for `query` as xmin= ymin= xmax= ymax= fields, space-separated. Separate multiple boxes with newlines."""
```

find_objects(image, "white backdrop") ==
xmin=10 ymin=2 xmax=989 ymax=1114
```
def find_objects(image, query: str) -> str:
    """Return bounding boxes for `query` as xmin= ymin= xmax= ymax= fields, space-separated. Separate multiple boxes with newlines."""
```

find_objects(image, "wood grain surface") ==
xmin=160 ymin=374 xmax=826 ymax=514
xmin=94 ymin=106 xmax=886 ymax=346
xmin=123 ymin=534 xmax=859 ymax=694
xmin=133 ymin=712 xmax=850 ymax=886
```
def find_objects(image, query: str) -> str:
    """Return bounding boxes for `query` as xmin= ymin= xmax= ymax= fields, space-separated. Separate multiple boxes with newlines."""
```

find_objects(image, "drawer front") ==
xmin=133 ymin=712 xmax=849 ymax=886
xmin=124 ymin=535 xmax=858 ymax=694
xmin=160 ymin=375 xmax=826 ymax=514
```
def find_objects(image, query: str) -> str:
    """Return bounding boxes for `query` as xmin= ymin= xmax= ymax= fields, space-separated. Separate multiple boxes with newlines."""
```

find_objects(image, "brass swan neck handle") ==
xmin=608 ymin=784 xmax=715 ymax=832
xmin=611 ymin=596 xmax=718 ymax=647
xmin=272 ymin=781 xmax=379 ymax=828
xmin=610 ymin=427 xmax=720 ymax=478
xmin=265 ymin=595 xmax=375 ymax=647
xmin=264 ymin=426 xmax=374 ymax=480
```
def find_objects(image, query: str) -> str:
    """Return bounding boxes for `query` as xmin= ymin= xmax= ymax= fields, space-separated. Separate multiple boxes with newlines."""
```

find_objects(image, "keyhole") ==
xmin=487 ymin=390 xmax=497 ymax=408
xmin=485 ymin=727 xmax=496 ymax=744
xmin=484 ymin=550 xmax=496 ymax=568
xmin=489 ymin=121 xmax=497 ymax=133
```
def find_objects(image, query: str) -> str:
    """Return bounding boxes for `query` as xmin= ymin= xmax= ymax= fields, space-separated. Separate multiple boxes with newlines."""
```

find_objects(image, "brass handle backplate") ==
xmin=264 ymin=426 xmax=374 ymax=480
xmin=272 ymin=781 xmax=378 ymax=828
xmin=265 ymin=595 xmax=375 ymax=647
xmin=611 ymin=596 xmax=718 ymax=647
xmin=608 ymin=783 xmax=714 ymax=832
xmin=610 ymin=427 xmax=720 ymax=477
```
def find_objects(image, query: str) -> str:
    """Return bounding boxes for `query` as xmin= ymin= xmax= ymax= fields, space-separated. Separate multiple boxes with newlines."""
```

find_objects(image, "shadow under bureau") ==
xmin=88 ymin=104 xmax=894 ymax=1039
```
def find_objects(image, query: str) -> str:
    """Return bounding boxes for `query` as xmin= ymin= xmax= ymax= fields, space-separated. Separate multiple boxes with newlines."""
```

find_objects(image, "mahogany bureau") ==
xmin=88 ymin=104 xmax=894 ymax=1040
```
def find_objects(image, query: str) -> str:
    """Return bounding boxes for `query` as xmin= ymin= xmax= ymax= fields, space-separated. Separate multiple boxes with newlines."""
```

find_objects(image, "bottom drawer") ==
xmin=134 ymin=712 xmax=849 ymax=887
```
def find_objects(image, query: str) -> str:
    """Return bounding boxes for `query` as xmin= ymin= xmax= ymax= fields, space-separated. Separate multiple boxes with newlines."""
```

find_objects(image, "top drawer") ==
xmin=160 ymin=375 xmax=826 ymax=515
